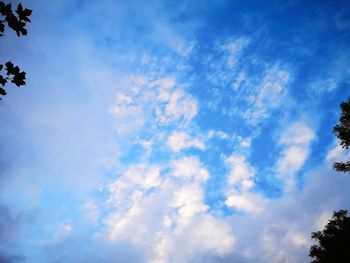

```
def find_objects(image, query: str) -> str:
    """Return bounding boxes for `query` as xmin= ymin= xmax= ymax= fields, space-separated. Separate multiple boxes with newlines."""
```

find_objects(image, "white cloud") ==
xmin=222 ymin=37 xmax=250 ymax=69
xmin=326 ymin=143 xmax=350 ymax=163
xmin=225 ymin=193 xmax=262 ymax=212
xmin=104 ymin=158 xmax=234 ymax=262
xmin=111 ymin=163 xmax=161 ymax=191
xmin=208 ymin=130 xmax=230 ymax=140
xmin=188 ymin=215 xmax=235 ymax=256
xmin=226 ymin=155 xmax=255 ymax=189
xmin=276 ymin=122 xmax=315 ymax=190
xmin=171 ymin=156 xmax=209 ymax=182
xmin=224 ymin=154 xmax=266 ymax=213
xmin=314 ymin=211 xmax=332 ymax=231
xmin=170 ymin=183 xmax=208 ymax=228
xmin=167 ymin=131 xmax=204 ymax=152
xmin=109 ymin=77 xmax=148 ymax=135
xmin=220 ymin=144 xmax=350 ymax=263
xmin=285 ymin=231 xmax=309 ymax=248
xmin=175 ymin=40 xmax=196 ymax=58
xmin=243 ymin=65 xmax=290 ymax=125
xmin=109 ymin=76 xmax=198 ymax=139
xmin=280 ymin=122 xmax=316 ymax=146
xmin=232 ymin=71 xmax=247 ymax=90
xmin=125 ymin=164 xmax=162 ymax=189
xmin=236 ymin=136 xmax=252 ymax=148
xmin=156 ymin=89 xmax=198 ymax=125
xmin=277 ymin=146 xmax=309 ymax=178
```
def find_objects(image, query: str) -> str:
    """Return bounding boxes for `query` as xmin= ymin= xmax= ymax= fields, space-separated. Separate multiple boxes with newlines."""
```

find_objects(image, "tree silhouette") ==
xmin=309 ymin=97 xmax=350 ymax=262
xmin=309 ymin=210 xmax=350 ymax=262
xmin=333 ymin=96 xmax=350 ymax=173
xmin=0 ymin=1 xmax=32 ymax=100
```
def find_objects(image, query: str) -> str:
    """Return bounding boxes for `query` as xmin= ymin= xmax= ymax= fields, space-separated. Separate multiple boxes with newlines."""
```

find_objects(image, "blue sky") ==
xmin=1 ymin=0 xmax=350 ymax=262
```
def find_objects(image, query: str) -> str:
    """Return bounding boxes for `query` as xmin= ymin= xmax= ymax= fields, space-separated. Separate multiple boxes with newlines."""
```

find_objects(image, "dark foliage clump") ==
xmin=0 ymin=1 xmax=32 ymax=100
xmin=310 ymin=210 xmax=350 ymax=262
xmin=333 ymin=97 xmax=350 ymax=173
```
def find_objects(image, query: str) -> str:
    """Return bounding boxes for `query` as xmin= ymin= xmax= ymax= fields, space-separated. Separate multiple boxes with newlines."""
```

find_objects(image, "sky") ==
xmin=1 ymin=0 xmax=350 ymax=262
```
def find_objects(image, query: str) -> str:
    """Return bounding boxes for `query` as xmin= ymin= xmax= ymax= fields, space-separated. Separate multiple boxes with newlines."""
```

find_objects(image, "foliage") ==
xmin=333 ymin=96 xmax=350 ymax=173
xmin=309 ymin=210 xmax=350 ymax=262
xmin=309 ymin=98 xmax=350 ymax=262
xmin=0 ymin=1 xmax=32 ymax=100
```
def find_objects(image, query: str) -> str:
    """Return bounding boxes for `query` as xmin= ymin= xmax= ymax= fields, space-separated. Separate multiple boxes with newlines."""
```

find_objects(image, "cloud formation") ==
xmin=1 ymin=0 xmax=350 ymax=262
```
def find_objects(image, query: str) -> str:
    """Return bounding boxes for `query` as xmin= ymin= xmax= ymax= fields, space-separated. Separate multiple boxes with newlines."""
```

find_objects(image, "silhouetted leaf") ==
xmin=5 ymin=61 xmax=14 ymax=75
xmin=16 ymin=4 xmax=32 ymax=22
xmin=12 ymin=71 xmax=26 ymax=86
xmin=16 ymin=3 xmax=22 ymax=13
xmin=3 ymin=3 xmax=11 ymax=15
xmin=0 ymin=75 xmax=7 ymax=86
xmin=0 ymin=87 xmax=6 ymax=95
xmin=19 ymin=26 xmax=27 ymax=36
xmin=0 ymin=21 xmax=4 ymax=33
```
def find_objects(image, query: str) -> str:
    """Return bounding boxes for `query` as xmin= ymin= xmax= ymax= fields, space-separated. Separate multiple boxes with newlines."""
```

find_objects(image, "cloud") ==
xmin=218 ymin=143 xmax=350 ymax=263
xmin=208 ymin=130 xmax=230 ymax=140
xmin=224 ymin=155 xmax=266 ymax=213
xmin=1 ymin=1 xmax=350 ymax=262
xmin=110 ymin=76 xmax=198 ymax=137
xmin=243 ymin=65 xmax=291 ymax=125
xmin=225 ymin=193 xmax=263 ymax=213
xmin=240 ymin=138 xmax=251 ymax=148
xmin=0 ymin=206 xmax=27 ymax=262
xmin=221 ymin=37 xmax=250 ymax=69
xmin=276 ymin=122 xmax=315 ymax=190
xmin=104 ymin=157 xmax=234 ymax=262
xmin=279 ymin=122 xmax=316 ymax=146
xmin=156 ymin=88 xmax=198 ymax=126
xmin=326 ymin=143 xmax=350 ymax=163
xmin=171 ymin=156 xmax=209 ymax=181
xmin=167 ymin=131 xmax=204 ymax=152
xmin=226 ymin=155 xmax=255 ymax=190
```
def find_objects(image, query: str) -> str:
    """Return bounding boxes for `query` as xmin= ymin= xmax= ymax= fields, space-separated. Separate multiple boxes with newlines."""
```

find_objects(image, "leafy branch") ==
xmin=0 ymin=62 xmax=26 ymax=98
xmin=333 ymin=97 xmax=350 ymax=173
xmin=0 ymin=1 xmax=32 ymax=100
xmin=0 ymin=2 xmax=32 ymax=37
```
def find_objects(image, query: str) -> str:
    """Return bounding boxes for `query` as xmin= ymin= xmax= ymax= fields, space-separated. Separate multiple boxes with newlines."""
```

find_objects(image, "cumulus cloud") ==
xmin=171 ymin=156 xmax=209 ymax=181
xmin=224 ymin=155 xmax=266 ymax=213
xmin=226 ymin=155 xmax=255 ymax=190
xmin=225 ymin=193 xmax=262 ymax=213
xmin=104 ymin=157 xmax=234 ymax=262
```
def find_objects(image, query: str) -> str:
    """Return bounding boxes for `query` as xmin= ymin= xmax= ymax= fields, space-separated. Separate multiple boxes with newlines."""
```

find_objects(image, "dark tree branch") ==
xmin=332 ymin=96 xmax=350 ymax=174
